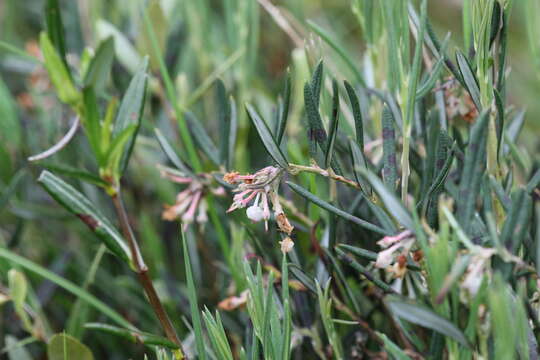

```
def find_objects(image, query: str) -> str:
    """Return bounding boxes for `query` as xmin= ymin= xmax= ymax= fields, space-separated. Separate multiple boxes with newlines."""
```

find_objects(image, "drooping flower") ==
xmin=224 ymin=166 xmax=294 ymax=235
xmin=375 ymin=230 xmax=415 ymax=277
xmin=160 ymin=165 xmax=223 ymax=228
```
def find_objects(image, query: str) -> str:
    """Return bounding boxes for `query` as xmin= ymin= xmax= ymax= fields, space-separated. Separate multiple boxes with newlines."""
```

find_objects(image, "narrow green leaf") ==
xmin=113 ymin=56 xmax=149 ymax=174
xmin=349 ymin=140 xmax=371 ymax=195
xmin=456 ymin=51 xmax=481 ymax=110
xmin=457 ymin=110 xmax=489 ymax=233
xmin=84 ymin=323 xmax=179 ymax=349
xmin=216 ymin=80 xmax=231 ymax=168
xmin=83 ymin=37 xmax=115 ymax=92
xmin=310 ymin=60 xmax=324 ymax=108
xmin=104 ymin=125 xmax=137 ymax=176
xmin=37 ymin=162 xmax=109 ymax=188
xmin=344 ymin=80 xmax=364 ymax=150
xmin=325 ymin=79 xmax=340 ymax=169
xmin=359 ymin=169 xmax=414 ymax=230
xmin=229 ymin=98 xmax=237 ymax=167
xmin=96 ymin=19 xmax=141 ymax=74
xmin=245 ymin=104 xmax=289 ymax=168
xmin=381 ymin=106 xmax=397 ymax=190
xmin=387 ymin=297 xmax=470 ymax=347
xmin=154 ymin=129 xmax=194 ymax=176
xmin=39 ymin=32 xmax=79 ymax=105
xmin=185 ymin=111 xmax=220 ymax=166
xmin=37 ymin=171 xmax=131 ymax=264
xmin=276 ymin=74 xmax=291 ymax=145
xmin=416 ymin=33 xmax=450 ymax=99
xmin=526 ymin=168 xmax=540 ymax=194
xmin=82 ymin=88 xmax=102 ymax=164
xmin=47 ymin=333 xmax=94 ymax=360
xmin=181 ymin=231 xmax=206 ymax=360
xmin=304 ymin=82 xmax=326 ymax=159
xmin=379 ymin=333 xmax=413 ymax=360
xmin=286 ymin=181 xmax=389 ymax=235
xmin=493 ymin=88 xmax=505 ymax=160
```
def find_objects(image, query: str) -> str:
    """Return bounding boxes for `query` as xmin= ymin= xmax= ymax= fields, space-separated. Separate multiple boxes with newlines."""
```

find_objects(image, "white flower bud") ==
xmin=246 ymin=205 xmax=265 ymax=222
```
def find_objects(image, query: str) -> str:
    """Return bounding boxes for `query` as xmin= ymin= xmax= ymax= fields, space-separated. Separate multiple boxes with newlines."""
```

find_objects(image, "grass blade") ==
xmin=216 ymin=79 xmax=231 ymax=168
xmin=276 ymin=74 xmax=291 ymax=146
xmin=185 ymin=111 xmax=220 ymax=166
xmin=344 ymin=80 xmax=364 ymax=150
xmin=382 ymin=106 xmax=397 ymax=191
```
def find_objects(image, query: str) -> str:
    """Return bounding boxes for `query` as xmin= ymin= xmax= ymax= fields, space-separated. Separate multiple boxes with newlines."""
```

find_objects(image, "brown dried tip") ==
xmin=161 ymin=205 xmax=177 ymax=221
xmin=276 ymin=213 xmax=294 ymax=235
xmin=279 ymin=236 xmax=294 ymax=253
xmin=217 ymin=290 xmax=248 ymax=311
xmin=223 ymin=172 xmax=239 ymax=184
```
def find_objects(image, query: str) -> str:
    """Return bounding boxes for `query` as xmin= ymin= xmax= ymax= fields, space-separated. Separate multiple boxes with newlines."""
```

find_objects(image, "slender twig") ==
xmin=111 ymin=192 xmax=186 ymax=359
xmin=288 ymin=163 xmax=361 ymax=190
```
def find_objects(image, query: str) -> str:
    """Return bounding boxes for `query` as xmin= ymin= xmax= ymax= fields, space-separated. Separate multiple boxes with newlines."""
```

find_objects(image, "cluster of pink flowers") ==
xmin=159 ymin=166 xmax=224 ymax=227
xmin=224 ymin=166 xmax=294 ymax=236
xmin=375 ymin=230 xmax=416 ymax=277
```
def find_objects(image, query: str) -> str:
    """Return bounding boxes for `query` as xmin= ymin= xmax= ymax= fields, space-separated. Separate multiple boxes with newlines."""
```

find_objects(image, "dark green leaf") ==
xmin=349 ymin=140 xmax=371 ymax=196
xmin=304 ymin=82 xmax=327 ymax=159
xmin=344 ymin=80 xmax=364 ymax=150
xmin=276 ymin=74 xmax=291 ymax=145
xmin=286 ymin=181 xmax=389 ymax=235
xmin=381 ymin=106 xmax=397 ymax=190
xmin=457 ymin=110 xmax=489 ymax=234
xmin=310 ymin=60 xmax=324 ymax=108
xmin=387 ymin=297 xmax=470 ymax=347
xmin=526 ymin=168 xmax=540 ymax=194
xmin=113 ymin=56 xmax=149 ymax=174
xmin=324 ymin=79 xmax=340 ymax=169
xmin=82 ymin=88 xmax=102 ymax=164
xmin=83 ymin=37 xmax=115 ymax=92
xmin=245 ymin=103 xmax=289 ymax=168
xmin=38 ymin=171 xmax=131 ymax=264
xmin=456 ymin=51 xmax=481 ymax=110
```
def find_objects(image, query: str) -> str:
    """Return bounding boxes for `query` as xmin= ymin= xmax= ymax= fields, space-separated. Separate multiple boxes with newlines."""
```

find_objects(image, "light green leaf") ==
xmin=83 ymin=37 xmax=115 ymax=92
xmin=47 ymin=333 xmax=94 ymax=360
xmin=39 ymin=33 xmax=79 ymax=105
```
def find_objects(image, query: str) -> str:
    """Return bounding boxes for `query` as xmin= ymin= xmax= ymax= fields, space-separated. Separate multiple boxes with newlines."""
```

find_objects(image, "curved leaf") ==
xmin=245 ymin=103 xmax=289 ymax=168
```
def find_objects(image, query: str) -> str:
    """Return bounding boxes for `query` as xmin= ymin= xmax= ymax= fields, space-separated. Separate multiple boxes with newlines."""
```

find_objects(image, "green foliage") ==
xmin=1 ymin=0 xmax=540 ymax=359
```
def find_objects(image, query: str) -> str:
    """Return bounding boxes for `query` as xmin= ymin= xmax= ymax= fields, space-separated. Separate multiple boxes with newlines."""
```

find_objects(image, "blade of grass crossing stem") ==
xmin=141 ymin=6 xmax=201 ymax=172
xmin=83 ymin=37 xmax=115 ymax=92
xmin=185 ymin=111 xmax=220 ymax=166
xmin=325 ymin=79 xmax=340 ymax=169
xmin=216 ymin=80 xmax=231 ymax=169
xmin=382 ymin=106 xmax=397 ymax=191
xmin=245 ymin=104 xmax=289 ymax=168
xmin=401 ymin=0 xmax=427 ymax=203
xmin=286 ymin=181 xmax=389 ymax=235
xmin=307 ymin=21 xmax=365 ymax=86
xmin=37 ymin=171 xmax=132 ymax=264
xmin=0 ymin=247 xmax=134 ymax=330
xmin=113 ymin=56 xmax=149 ymax=174
xmin=386 ymin=296 xmax=470 ymax=347
xmin=359 ymin=169 xmax=414 ymax=230
xmin=276 ymin=74 xmax=291 ymax=146
xmin=457 ymin=110 xmax=489 ymax=234
xmin=45 ymin=0 xmax=68 ymax=72
xmin=344 ymin=80 xmax=364 ymax=150
xmin=181 ymin=231 xmax=206 ymax=360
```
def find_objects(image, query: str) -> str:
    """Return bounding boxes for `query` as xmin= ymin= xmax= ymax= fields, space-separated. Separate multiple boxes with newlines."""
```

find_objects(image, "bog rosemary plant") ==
xmin=1 ymin=0 xmax=539 ymax=359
